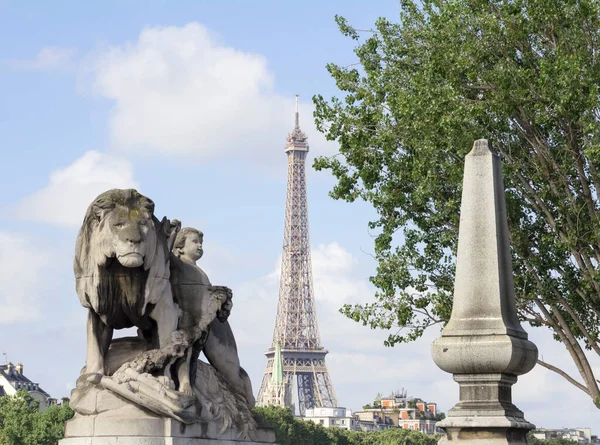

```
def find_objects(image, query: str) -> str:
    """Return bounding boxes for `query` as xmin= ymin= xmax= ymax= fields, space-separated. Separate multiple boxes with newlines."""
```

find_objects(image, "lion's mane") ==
xmin=74 ymin=189 xmax=171 ymax=330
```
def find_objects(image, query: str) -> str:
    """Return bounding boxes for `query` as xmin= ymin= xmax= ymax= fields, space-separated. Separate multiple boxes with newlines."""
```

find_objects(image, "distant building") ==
xmin=354 ymin=407 xmax=438 ymax=434
xmin=0 ymin=362 xmax=53 ymax=411
xmin=353 ymin=418 xmax=393 ymax=432
xmin=533 ymin=428 xmax=592 ymax=444
xmin=353 ymin=389 xmax=443 ymax=435
xmin=304 ymin=407 xmax=356 ymax=430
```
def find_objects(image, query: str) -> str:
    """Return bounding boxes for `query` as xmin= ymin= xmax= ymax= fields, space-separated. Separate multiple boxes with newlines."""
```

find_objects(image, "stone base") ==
xmin=60 ymin=412 xmax=277 ymax=445
xmin=437 ymin=416 xmax=534 ymax=445
xmin=434 ymin=373 xmax=535 ymax=444
xmin=60 ymin=437 xmax=274 ymax=445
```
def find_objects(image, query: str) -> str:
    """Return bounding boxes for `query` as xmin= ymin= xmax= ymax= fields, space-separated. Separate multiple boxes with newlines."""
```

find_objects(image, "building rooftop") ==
xmin=0 ymin=363 xmax=50 ymax=397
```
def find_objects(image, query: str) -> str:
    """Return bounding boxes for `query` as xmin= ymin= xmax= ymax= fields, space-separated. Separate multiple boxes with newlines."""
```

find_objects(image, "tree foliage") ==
xmin=253 ymin=406 xmax=439 ymax=445
xmin=314 ymin=0 xmax=600 ymax=407
xmin=527 ymin=432 xmax=579 ymax=445
xmin=372 ymin=393 xmax=382 ymax=408
xmin=0 ymin=390 xmax=73 ymax=445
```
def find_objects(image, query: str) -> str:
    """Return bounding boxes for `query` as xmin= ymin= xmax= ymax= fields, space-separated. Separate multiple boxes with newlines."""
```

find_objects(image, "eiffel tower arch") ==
xmin=257 ymin=96 xmax=338 ymax=416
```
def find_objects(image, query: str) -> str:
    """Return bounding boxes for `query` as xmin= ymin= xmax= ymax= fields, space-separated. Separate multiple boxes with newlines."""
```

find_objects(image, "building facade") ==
xmin=353 ymin=391 xmax=443 ymax=435
xmin=0 ymin=362 xmax=52 ymax=411
xmin=304 ymin=407 xmax=356 ymax=430
xmin=533 ymin=428 xmax=593 ymax=444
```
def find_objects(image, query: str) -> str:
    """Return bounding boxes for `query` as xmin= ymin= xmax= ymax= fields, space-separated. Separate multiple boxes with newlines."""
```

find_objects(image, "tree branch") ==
xmin=537 ymin=359 xmax=590 ymax=395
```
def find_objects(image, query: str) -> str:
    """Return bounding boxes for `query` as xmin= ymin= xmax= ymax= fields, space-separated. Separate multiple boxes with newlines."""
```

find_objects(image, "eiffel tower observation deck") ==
xmin=257 ymin=96 xmax=338 ymax=416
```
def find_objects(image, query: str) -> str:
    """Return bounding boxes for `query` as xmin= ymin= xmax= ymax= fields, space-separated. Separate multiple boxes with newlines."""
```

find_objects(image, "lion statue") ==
xmin=74 ymin=188 xmax=180 ymax=377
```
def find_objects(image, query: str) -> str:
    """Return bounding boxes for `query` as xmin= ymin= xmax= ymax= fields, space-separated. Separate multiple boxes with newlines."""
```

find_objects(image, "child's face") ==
xmin=182 ymin=232 xmax=203 ymax=262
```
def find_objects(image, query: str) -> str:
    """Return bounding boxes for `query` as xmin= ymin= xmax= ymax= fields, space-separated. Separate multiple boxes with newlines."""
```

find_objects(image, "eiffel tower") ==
xmin=257 ymin=96 xmax=338 ymax=416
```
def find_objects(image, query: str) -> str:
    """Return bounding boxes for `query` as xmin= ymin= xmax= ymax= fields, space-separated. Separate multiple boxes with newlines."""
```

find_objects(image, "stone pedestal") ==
xmin=61 ymin=387 xmax=277 ymax=445
xmin=60 ymin=412 xmax=277 ymax=445
xmin=60 ymin=436 xmax=275 ymax=445
xmin=431 ymin=140 xmax=538 ymax=445
xmin=436 ymin=374 xmax=535 ymax=445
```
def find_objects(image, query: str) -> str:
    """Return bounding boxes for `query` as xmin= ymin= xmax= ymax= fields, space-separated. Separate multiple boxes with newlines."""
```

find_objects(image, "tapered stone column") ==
xmin=431 ymin=140 xmax=538 ymax=445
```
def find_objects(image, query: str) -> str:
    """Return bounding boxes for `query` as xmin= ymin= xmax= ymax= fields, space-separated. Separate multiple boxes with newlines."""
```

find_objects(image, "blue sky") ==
xmin=0 ymin=0 xmax=598 ymax=432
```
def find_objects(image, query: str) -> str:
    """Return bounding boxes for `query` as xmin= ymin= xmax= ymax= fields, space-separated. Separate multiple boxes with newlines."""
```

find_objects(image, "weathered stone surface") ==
xmin=61 ymin=413 xmax=277 ymax=444
xmin=104 ymin=337 xmax=147 ymax=375
xmin=436 ymin=139 xmax=528 ymax=339
xmin=60 ymin=437 xmax=275 ymax=445
xmin=69 ymin=381 xmax=100 ymax=416
xmin=431 ymin=140 xmax=538 ymax=444
xmin=68 ymin=358 xmax=259 ymax=440
xmin=96 ymin=389 xmax=132 ymax=414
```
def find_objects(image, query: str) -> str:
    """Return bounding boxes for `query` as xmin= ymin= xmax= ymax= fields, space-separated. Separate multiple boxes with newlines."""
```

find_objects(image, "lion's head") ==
xmin=75 ymin=189 xmax=159 ymax=270
xmin=74 ymin=189 xmax=173 ymax=324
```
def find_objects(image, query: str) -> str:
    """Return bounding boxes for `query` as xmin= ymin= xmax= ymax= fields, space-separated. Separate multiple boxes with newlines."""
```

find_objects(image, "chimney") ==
xmin=15 ymin=363 xmax=23 ymax=374
xmin=61 ymin=397 xmax=70 ymax=405
xmin=6 ymin=362 xmax=14 ymax=374
xmin=427 ymin=403 xmax=436 ymax=416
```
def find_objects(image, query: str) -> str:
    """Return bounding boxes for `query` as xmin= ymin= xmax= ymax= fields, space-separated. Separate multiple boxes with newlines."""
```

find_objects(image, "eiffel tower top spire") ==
xmin=295 ymin=94 xmax=300 ymax=129
xmin=285 ymin=94 xmax=309 ymax=153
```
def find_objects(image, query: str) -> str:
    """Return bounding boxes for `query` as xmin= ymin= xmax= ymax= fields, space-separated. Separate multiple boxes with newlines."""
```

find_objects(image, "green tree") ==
xmin=314 ymin=0 xmax=600 ymax=407
xmin=372 ymin=393 xmax=382 ymax=408
xmin=253 ymin=406 xmax=439 ymax=444
xmin=253 ymin=406 xmax=330 ymax=445
xmin=434 ymin=412 xmax=446 ymax=421
xmin=0 ymin=390 xmax=73 ymax=445
xmin=527 ymin=431 xmax=579 ymax=445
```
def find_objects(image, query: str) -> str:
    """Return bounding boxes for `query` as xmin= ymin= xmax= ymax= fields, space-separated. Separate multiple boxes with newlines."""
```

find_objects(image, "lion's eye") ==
xmin=114 ymin=222 xmax=124 ymax=228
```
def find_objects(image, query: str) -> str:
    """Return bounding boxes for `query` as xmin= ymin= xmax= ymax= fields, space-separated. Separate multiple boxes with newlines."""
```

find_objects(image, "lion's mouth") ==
xmin=117 ymin=252 xmax=144 ymax=267
xmin=118 ymin=252 xmax=142 ymax=258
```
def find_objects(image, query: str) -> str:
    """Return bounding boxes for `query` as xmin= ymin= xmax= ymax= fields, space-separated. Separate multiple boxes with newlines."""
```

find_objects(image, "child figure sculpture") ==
xmin=170 ymin=227 xmax=255 ymax=408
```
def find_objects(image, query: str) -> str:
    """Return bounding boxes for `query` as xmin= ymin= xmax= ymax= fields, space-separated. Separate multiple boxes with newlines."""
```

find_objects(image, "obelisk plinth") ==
xmin=431 ymin=139 xmax=538 ymax=445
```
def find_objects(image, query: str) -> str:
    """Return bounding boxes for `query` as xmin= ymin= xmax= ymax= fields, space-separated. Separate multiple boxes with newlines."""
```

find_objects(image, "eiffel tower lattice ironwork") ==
xmin=257 ymin=95 xmax=338 ymax=416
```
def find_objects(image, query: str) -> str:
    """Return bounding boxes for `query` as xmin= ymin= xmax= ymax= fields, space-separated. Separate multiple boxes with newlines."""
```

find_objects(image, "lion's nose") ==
xmin=123 ymin=226 xmax=142 ymax=244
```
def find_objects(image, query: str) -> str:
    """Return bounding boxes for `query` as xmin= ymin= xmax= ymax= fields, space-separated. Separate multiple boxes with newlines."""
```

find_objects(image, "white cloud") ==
xmin=4 ymin=46 xmax=76 ymax=71
xmin=312 ymin=242 xmax=372 ymax=305
xmin=0 ymin=232 xmax=50 ymax=323
xmin=88 ymin=23 xmax=335 ymax=163
xmin=15 ymin=151 xmax=139 ymax=227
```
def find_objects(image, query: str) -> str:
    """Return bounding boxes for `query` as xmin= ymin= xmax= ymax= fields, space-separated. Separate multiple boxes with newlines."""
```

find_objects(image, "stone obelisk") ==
xmin=431 ymin=139 xmax=538 ymax=445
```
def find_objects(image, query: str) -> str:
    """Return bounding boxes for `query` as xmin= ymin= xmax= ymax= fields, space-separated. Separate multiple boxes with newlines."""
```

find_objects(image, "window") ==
xmin=320 ymin=420 xmax=324 ymax=424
